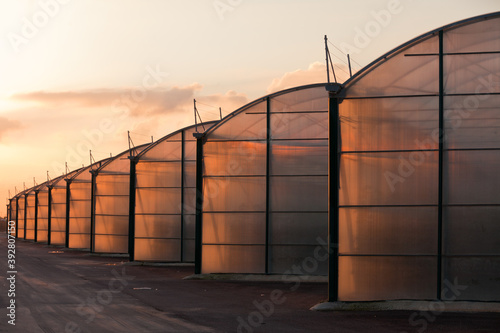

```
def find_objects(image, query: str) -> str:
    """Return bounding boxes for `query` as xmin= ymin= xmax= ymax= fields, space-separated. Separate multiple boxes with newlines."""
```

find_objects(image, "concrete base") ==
xmin=184 ymin=273 xmax=328 ymax=282
xmin=311 ymin=300 xmax=500 ymax=313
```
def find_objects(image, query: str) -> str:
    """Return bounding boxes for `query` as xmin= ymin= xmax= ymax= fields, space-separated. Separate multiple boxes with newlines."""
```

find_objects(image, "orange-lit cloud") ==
xmin=0 ymin=117 xmax=22 ymax=141
xmin=266 ymin=61 xmax=352 ymax=94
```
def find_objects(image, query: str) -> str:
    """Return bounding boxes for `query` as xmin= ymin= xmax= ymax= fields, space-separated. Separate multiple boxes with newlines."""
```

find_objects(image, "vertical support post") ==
xmin=265 ymin=97 xmax=271 ymax=274
xmin=15 ymin=198 xmax=19 ymax=239
xmin=90 ymin=171 xmax=97 ymax=252
xmin=128 ymin=157 xmax=137 ymax=261
xmin=34 ymin=191 xmax=39 ymax=242
xmin=180 ymin=130 xmax=185 ymax=262
xmin=194 ymin=132 xmax=204 ymax=274
xmin=437 ymin=29 xmax=444 ymax=300
xmin=65 ymin=180 xmax=71 ymax=248
xmin=24 ymin=194 xmax=28 ymax=239
xmin=6 ymin=203 xmax=10 ymax=234
xmin=328 ymin=92 xmax=340 ymax=302
xmin=47 ymin=187 xmax=52 ymax=245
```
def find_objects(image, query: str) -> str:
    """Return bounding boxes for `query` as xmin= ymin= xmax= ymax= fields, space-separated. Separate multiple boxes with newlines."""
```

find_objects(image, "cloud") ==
xmin=266 ymin=61 xmax=352 ymax=94
xmin=10 ymin=83 xmax=249 ymax=119
xmin=0 ymin=117 xmax=22 ymax=140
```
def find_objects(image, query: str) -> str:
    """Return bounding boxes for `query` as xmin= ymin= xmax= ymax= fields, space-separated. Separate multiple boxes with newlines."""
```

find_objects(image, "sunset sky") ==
xmin=1 ymin=0 xmax=499 ymax=216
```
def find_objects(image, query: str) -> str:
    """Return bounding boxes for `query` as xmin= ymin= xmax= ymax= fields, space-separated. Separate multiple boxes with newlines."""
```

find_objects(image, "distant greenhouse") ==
xmin=130 ymin=122 xmax=218 ymax=262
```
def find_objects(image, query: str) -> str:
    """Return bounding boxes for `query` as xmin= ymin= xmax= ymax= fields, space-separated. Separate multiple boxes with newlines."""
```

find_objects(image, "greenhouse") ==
xmin=130 ymin=122 xmax=218 ymax=262
xmin=48 ymin=172 xmax=78 ymax=246
xmin=35 ymin=179 xmax=55 ymax=243
xmin=197 ymin=84 xmax=329 ymax=275
xmin=92 ymin=145 xmax=150 ymax=254
xmin=66 ymin=159 xmax=109 ymax=249
xmin=326 ymin=12 xmax=500 ymax=302
xmin=24 ymin=185 xmax=41 ymax=241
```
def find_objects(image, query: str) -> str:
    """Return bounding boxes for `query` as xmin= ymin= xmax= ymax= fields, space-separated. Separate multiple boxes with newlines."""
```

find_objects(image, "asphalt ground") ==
xmin=0 ymin=233 xmax=499 ymax=333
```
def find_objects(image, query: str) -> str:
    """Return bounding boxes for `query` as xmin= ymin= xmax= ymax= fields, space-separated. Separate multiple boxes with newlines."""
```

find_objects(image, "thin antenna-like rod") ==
xmin=219 ymin=107 xmax=222 ymax=120
xmin=65 ymin=162 xmax=69 ymax=174
xmin=33 ymin=177 xmax=37 ymax=186
xmin=327 ymin=48 xmax=337 ymax=83
xmin=347 ymin=54 xmax=352 ymax=78
xmin=47 ymin=171 xmax=50 ymax=181
xmin=325 ymin=35 xmax=330 ymax=83
xmin=151 ymin=136 xmax=154 ymax=143
xmin=194 ymin=99 xmax=198 ymax=132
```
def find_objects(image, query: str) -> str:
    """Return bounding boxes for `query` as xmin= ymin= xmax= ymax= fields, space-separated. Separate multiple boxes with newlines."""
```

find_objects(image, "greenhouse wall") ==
xmin=131 ymin=122 xmax=218 ymax=262
xmin=35 ymin=181 xmax=51 ymax=243
xmin=200 ymin=85 xmax=329 ymax=275
xmin=24 ymin=188 xmax=39 ymax=241
xmin=67 ymin=160 xmax=109 ymax=249
xmin=331 ymin=12 xmax=500 ymax=301
xmin=93 ymin=146 xmax=150 ymax=254
xmin=49 ymin=173 xmax=74 ymax=246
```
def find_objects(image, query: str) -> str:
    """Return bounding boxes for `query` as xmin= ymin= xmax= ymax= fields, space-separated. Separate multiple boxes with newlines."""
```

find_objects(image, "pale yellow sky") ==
xmin=1 ymin=0 xmax=499 ymax=216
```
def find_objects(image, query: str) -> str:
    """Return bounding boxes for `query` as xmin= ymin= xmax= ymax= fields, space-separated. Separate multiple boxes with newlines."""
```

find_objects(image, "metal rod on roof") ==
xmin=325 ymin=35 xmax=330 ymax=83
xmin=194 ymin=99 xmax=198 ymax=132
xmin=347 ymin=54 xmax=353 ymax=78
xmin=47 ymin=171 xmax=50 ymax=181
xmin=219 ymin=107 xmax=222 ymax=120
xmin=33 ymin=177 xmax=37 ymax=186
xmin=151 ymin=136 xmax=154 ymax=143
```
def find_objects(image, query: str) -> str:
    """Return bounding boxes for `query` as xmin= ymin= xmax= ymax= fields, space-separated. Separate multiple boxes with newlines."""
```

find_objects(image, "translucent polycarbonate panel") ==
xmin=94 ymin=215 xmax=129 ymax=235
xmin=95 ymin=196 xmax=129 ymax=216
xmin=269 ymin=213 xmax=327 ymax=245
xmin=135 ymin=215 xmax=181 ymax=238
xmin=339 ymin=207 xmax=437 ymax=255
xmin=51 ymin=202 xmax=66 ymax=217
xmin=270 ymin=176 xmax=327 ymax=212
xmin=25 ymin=230 xmax=35 ymax=240
xmin=347 ymin=35 xmax=439 ymax=97
xmin=183 ymin=240 xmax=195 ymax=262
xmin=444 ymin=95 xmax=500 ymax=149
xmin=445 ymin=16 xmax=500 ymax=53
xmin=136 ymin=188 xmax=181 ymax=215
xmin=136 ymin=162 xmax=181 ymax=188
xmin=202 ymin=213 xmax=265 ymax=244
xmin=184 ymin=161 xmax=196 ymax=188
xmin=183 ymin=214 xmax=196 ymax=239
xmin=202 ymin=177 xmax=266 ymax=212
xmin=208 ymin=102 xmax=267 ymax=141
xmin=37 ymin=231 xmax=48 ymax=242
xmin=270 ymin=245 xmax=328 ymax=275
xmin=444 ymin=206 xmax=500 ymax=255
xmin=51 ymin=217 xmax=66 ymax=232
xmin=270 ymin=86 xmax=328 ymax=113
xmin=69 ymin=218 xmax=91 ymax=234
xmin=270 ymin=140 xmax=327 ymax=176
xmin=134 ymin=239 xmax=181 ymax=261
xmin=270 ymin=112 xmax=328 ymax=140
xmin=70 ymin=200 xmax=91 ymax=218
xmin=204 ymin=141 xmax=266 ymax=176
xmin=340 ymin=152 xmax=438 ymax=206
xmin=202 ymin=245 xmax=265 ymax=274
xmin=25 ymin=195 xmax=36 ymax=240
xmin=139 ymin=134 xmax=181 ymax=161
xmin=183 ymin=188 xmax=197 ymax=214
xmin=340 ymin=97 xmax=439 ymax=152
xmin=339 ymin=256 xmax=437 ymax=301
xmin=93 ymin=235 xmax=128 ymax=253
xmin=50 ymin=232 xmax=65 ymax=245
xmin=95 ymin=175 xmax=129 ymax=196
xmin=50 ymin=188 xmax=67 ymax=203
xmin=445 ymin=54 xmax=500 ymax=94
xmin=37 ymin=217 xmax=48 ymax=229
xmin=68 ymin=234 xmax=90 ymax=249
xmin=444 ymin=257 xmax=500 ymax=301
xmin=37 ymin=191 xmax=48 ymax=204
xmin=184 ymin=141 xmax=197 ymax=160
xmin=69 ymin=185 xmax=92 ymax=201
xmin=444 ymin=150 xmax=500 ymax=204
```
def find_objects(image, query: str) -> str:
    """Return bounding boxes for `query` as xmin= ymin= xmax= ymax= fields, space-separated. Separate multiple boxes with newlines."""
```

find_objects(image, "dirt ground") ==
xmin=1 ymin=233 xmax=499 ymax=332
